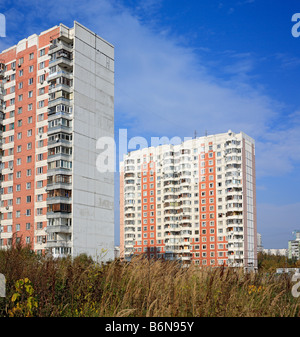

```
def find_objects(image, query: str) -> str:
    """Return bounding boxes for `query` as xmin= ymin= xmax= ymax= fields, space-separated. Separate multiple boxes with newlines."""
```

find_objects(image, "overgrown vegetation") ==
xmin=0 ymin=245 xmax=299 ymax=317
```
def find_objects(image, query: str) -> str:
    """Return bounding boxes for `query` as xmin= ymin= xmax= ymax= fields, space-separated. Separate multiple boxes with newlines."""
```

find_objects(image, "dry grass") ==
xmin=0 ymin=245 xmax=299 ymax=317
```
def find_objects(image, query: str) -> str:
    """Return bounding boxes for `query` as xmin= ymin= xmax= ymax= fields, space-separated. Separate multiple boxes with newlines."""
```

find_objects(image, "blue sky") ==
xmin=0 ymin=0 xmax=299 ymax=249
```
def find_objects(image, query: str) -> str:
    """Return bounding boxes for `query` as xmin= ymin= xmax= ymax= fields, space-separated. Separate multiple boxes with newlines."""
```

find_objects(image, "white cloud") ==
xmin=255 ymin=111 xmax=300 ymax=177
xmin=2 ymin=0 xmax=298 ymax=180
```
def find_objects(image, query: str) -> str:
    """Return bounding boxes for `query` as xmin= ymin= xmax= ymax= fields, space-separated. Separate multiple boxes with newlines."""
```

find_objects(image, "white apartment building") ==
xmin=120 ymin=130 xmax=257 ymax=270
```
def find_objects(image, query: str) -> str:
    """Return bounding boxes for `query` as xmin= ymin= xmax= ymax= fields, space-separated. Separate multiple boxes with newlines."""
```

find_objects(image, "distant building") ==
xmin=263 ymin=249 xmax=287 ymax=257
xmin=288 ymin=231 xmax=300 ymax=260
xmin=276 ymin=268 xmax=300 ymax=275
xmin=257 ymin=233 xmax=263 ymax=252
xmin=114 ymin=246 xmax=120 ymax=259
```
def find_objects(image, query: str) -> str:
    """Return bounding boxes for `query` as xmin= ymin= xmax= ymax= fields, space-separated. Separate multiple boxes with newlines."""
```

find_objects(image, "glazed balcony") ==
xmin=49 ymin=50 xmax=73 ymax=71
xmin=47 ymin=189 xmax=72 ymax=204
xmin=0 ymin=61 xmax=5 ymax=80
xmin=47 ymin=203 xmax=72 ymax=214
xmin=46 ymin=224 xmax=72 ymax=234
xmin=46 ymin=240 xmax=72 ymax=249
xmin=49 ymin=40 xmax=73 ymax=54
xmin=124 ymin=226 xmax=135 ymax=232
xmin=47 ymin=69 xmax=73 ymax=83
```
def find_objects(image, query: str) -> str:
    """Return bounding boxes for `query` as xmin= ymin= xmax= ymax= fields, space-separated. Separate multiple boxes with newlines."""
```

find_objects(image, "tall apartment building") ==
xmin=120 ymin=130 xmax=257 ymax=270
xmin=288 ymin=231 xmax=300 ymax=260
xmin=0 ymin=21 xmax=115 ymax=261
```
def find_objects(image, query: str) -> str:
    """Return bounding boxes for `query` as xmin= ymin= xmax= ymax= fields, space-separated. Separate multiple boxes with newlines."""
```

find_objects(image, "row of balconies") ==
xmin=43 ymin=32 xmax=74 ymax=257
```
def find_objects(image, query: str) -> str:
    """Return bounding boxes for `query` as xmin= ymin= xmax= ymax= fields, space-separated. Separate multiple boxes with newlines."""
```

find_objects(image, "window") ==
xmin=29 ymin=52 xmax=34 ymax=60
xmin=39 ymin=74 xmax=45 ymax=83
xmin=39 ymin=48 xmax=45 ymax=56
xmin=29 ymin=65 xmax=34 ymax=73
xmin=28 ymin=103 xmax=33 ymax=111
xmin=37 ymin=181 xmax=43 ymax=188
xmin=28 ymin=91 xmax=33 ymax=98
xmin=37 ymin=222 xmax=43 ymax=229
xmin=28 ymin=78 xmax=33 ymax=85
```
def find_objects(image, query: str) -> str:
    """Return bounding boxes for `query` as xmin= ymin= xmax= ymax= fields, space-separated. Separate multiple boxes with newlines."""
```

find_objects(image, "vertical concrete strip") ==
xmin=242 ymin=138 xmax=248 ymax=268
xmin=0 ymin=274 xmax=5 ymax=297
xmin=252 ymin=143 xmax=257 ymax=269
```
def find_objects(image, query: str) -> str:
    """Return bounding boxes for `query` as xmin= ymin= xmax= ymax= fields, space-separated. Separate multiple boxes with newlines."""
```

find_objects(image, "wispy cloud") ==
xmin=1 ymin=0 xmax=298 ymax=179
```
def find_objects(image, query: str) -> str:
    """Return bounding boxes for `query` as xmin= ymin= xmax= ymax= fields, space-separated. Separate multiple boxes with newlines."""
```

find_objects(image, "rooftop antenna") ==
xmin=194 ymin=130 xmax=197 ymax=139
xmin=205 ymin=130 xmax=208 ymax=137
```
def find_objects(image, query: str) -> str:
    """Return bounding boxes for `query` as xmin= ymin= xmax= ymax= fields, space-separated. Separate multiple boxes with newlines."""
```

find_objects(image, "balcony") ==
xmin=178 ymin=193 xmax=192 ymax=200
xmin=50 ymin=29 xmax=73 ymax=43
xmin=46 ymin=225 xmax=71 ymax=234
xmin=47 ymin=69 xmax=73 ymax=82
xmin=46 ymin=240 xmax=72 ymax=249
xmin=124 ymin=213 xmax=135 ymax=219
xmin=49 ymin=40 xmax=73 ymax=54
xmin=47 ymin=123 xmax=72 ymax=136
xmin=48 ymin=95 xmax=73 ymax=108
xmin=124 ymin=226 xmax=135 ymax=233
xmin=49 ymin=54 xmax=73 ymax=71
xmin=47 ymin=203 xmax=72 ymax=215
xmin=0 ymin=62 xmax=5 ymax=80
